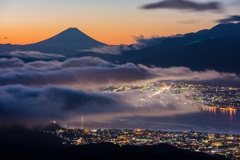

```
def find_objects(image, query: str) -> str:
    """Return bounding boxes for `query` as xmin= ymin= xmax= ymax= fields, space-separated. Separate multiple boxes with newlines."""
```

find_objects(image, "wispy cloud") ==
xmin=178 ymin=19 xmax=199 ymax=24
xmin=3 ymin=50 xmax=65 ymax=59
xmin=86 ymin=45 xmax=122 ymax=55
xmin=86 ymin=36 xmax=165 ymax=55
xmin=140 ymin=65 xmax=237 ymax=81
xmin=217 ymin=15 xmax=240 ymax=24
xmin=141 ymin=0 xmax=222 ymax=12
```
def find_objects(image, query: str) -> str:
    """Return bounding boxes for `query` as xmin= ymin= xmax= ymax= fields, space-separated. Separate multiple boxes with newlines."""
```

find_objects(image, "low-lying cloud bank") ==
xmin=0 ymin=57 xmax=238 ymax=89
xmin=86 ymin=36 xmax=166 ymax=55
xmin=0 ymin=85 xmax=122 ymax=123
xmin=0 ymin=56 xmax=239 ymax=127
xmin=0 ymin=85 xmax=200 ymax=127
xmin=0 ymin=57 xmax=153 ymax=88
xmin=2 ymin=50 xmax=65 ymax=59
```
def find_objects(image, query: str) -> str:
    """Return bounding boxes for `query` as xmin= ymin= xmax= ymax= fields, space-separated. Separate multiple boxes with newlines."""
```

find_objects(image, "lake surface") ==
xmin=80 ymin=109 xmax=240 ymax=134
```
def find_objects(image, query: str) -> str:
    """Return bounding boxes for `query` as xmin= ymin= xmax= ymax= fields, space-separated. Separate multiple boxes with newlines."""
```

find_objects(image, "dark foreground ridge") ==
xmin=0 ymin=125 xmax=228 ymax=160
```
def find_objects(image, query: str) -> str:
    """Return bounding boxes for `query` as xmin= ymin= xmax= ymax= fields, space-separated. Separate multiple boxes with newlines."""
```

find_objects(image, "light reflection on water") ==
xmin=79 ymin=109 xmax=240 ymax=134
xmin=136 ymin=110 xmax=240 ymax=134
xmin=202 ymin=107 xmax=237 ymax=120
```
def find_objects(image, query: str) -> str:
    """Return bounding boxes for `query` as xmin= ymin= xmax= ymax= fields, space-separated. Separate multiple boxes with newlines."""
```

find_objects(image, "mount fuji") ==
xmin=0 ymin=28 xmax=106 ymax=56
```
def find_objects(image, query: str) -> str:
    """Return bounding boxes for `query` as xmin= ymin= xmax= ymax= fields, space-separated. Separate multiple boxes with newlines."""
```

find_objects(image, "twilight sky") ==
xmin=1 ymin=0 xmax=240 ymax=45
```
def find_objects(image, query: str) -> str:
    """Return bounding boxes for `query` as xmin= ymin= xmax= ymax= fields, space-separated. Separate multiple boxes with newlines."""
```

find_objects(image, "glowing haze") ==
xmin=1 ymin=0 xmax=240 ymax=45
xmin=0 ymin=57 xmax=239 ymax=127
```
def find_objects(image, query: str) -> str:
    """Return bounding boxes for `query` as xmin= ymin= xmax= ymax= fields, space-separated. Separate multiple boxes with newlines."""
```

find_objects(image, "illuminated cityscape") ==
xmin=43 ymin=81 xmax=240 ymax=159
xmin=45 ymin=127 xmax=240 ymax=160
xmin=98 ymin=81 xmax=240 ymax=111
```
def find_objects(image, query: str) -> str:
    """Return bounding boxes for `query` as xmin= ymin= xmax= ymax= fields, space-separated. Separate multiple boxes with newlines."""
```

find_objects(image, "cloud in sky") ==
xmin=217 ymin=15 xmax=240 ymax=23
xmin=0 ymin=85 xmax=200 ymax=127
xmin=0 ymin=37 xmax=8 ymax=40
xmin=141 ymin=0 xmax=222 ymax=12
xmin=86 ymin=35 xmax=191 ymax=55
xmin=0 ymin=85 xmax=125 ymax=126
xmin=140 ymin=65 xmax=237 ymax=81
xmin=132 ymin=35 xmax=165 ymax=50
xmin=3 ymin=50 xmax=65 ymax=59
xmin=86 ymin=36 xmax=165 ymax=55
xmin=0 ymin=57 xmax=153 ymax=88
xmin=0 ymin=57 xmax=239 ymax=127
xmin=178 ymin=19 xmax=199 ymax=24
xmin=0 ymin=57 xmax=238 ymax=89
xmin=0 ymin=58 xmax=25 ymax=68
xmin=86 ymin=45 xmax=122 ymax=55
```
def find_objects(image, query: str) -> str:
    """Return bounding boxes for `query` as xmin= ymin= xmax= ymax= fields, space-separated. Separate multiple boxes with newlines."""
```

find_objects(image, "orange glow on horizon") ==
xmin=0 ymin=29 xmax=136 ymax=45
xmin=0 ymin=22 xmax=214 ymax=45
xmin=1 ymin=0 xmax=237 ymax=46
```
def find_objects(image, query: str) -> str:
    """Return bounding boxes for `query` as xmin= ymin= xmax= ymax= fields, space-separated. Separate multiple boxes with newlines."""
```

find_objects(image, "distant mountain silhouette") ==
xmin=121 ymin=23 xmax=240 ymax=72
xmin=0 ymin=27 xmax=105 ymax=56
xmin=82 ymin=23 xmax=240 ymax=73
xmin=28 ymin=28 xmax=105 ymax=52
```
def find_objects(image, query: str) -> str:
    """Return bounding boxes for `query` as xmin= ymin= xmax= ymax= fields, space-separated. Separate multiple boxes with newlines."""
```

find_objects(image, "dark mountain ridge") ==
xmin=90 ymin=22 xmax=240 ymax=73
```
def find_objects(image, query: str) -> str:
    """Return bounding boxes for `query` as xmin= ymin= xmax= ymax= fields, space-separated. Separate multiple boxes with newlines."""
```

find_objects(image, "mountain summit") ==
xmin=0 ymin=28 xmax=106 ymax=56
xmin=31 ymin=27 xmax=105 ymax=50
xmin=23 ymin=27 xmax=106 ymax=55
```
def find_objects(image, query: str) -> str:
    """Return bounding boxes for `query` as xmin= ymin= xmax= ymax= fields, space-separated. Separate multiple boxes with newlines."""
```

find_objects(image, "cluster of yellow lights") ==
xmin=219 ymin=107 xmax=237 ymax=112
xmin=201 ymin=106 xmax=237 ymax=112
xmin=134 ymin=129 xmax=143 ymax=135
